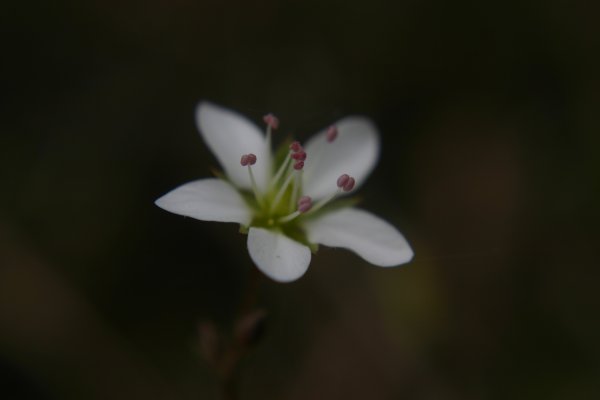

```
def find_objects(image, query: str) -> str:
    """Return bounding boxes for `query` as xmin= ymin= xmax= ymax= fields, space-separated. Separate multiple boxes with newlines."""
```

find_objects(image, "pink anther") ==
xmin=326 ymin=125 xmax=338 ymax=142
xmin=240 ymin=154 xmax=249 ymax=166
xmin=343 ymin=177 xmax=355 ymax=192
xmin=293 ymin=160 xmax=304 ymax=170
xmin=289 ymin=141 xmax=303 ymax=152
xmin=246 ymin=153 xmax=257 ymax=166
xmin=337 ymin=173 xmax=350 ymax=188
xmin=298 ymin=195 xmax=311 ymax=205
xmin=297 ymin=196 xmax=313 ymax=213
xmin=291 ymin=151 xmax=307 ymax=161
xmin=263 ymin=113 xmax=279 ymax=130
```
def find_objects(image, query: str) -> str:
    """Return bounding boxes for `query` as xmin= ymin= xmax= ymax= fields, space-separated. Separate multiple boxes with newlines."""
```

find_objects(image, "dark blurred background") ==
xmin=1 ymin=0 xmax=599 ymax=399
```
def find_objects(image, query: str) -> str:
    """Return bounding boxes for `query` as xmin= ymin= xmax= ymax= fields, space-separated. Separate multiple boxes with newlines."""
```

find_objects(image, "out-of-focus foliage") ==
xmin=1 ymin=0 xmax=599 ymax=399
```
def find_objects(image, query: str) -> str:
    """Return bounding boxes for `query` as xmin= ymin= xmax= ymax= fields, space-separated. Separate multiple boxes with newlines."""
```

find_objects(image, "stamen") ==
xmin=270 ymin=153 xmax=292 ymax=189
xmin=263 ymin=113 xmax=279 ymax=130
xmin=289 ymin=141 xmax=303 ymax=153
xmin=263 ymin=113 xmax=278 ymax=158
xmin=291 ymin=151 xmax=307 ymax=161
xmin=337 ymin=173 xmax=350 ymax=188
xmin=278 ymin=196 xmax=313 ymax=223
xmin=305 ymin=174 xmax=355 ymax=216
xmin=289 ymin=170 xmax=301 ymax=211
xmin=241 ymin=153 xmax=262 ymax=206
xmin=271 ymin=145 xmax=307 ymax=211
xmin=326 ymin=125 xmax=338 ymax=142
xmin=343 ymin=177 xmax=355 ymax=192
xmin=277 ymin=210 xmax=300 ymax=224
xmin=297 ymin=196 xmax=313 ymax=213
xmin=270 ymin=172 xmax=295 ymax=212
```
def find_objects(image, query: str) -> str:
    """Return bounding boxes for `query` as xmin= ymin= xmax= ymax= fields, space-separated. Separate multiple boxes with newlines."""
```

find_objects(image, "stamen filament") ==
xmin=266 ymin=126 xmax=272 ymax=156
xmin=278 ymin=210 xmax=301 ymax=224
xmin=263 ymin=113 xmax=278 ymax=155
xmin=270 ymin=155 xmax=292 ymax=189
xmin=304 ymin=188 xmax=342 ymax=216
xmin=270 ymin=172 xmax=295 ymax=212
xmin=289 ymin=171 xmax=301 ymax=212
xmin=247 ymin=166 xmax=264 ymax=207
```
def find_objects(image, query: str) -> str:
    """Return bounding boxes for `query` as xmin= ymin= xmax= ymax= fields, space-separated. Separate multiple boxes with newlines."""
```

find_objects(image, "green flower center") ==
xmin=236 ymin=118 xmax=357 ymax=250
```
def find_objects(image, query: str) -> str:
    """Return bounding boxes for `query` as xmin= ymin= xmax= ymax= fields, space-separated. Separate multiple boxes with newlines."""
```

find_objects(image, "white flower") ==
xmin=155 ymin=102 xmax=413 ymax=282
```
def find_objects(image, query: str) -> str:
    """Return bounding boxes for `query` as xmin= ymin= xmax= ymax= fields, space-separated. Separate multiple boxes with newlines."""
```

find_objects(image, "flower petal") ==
xmin=247 ymin=228 xmax=311 ymax=282
xmin=155 ymin=178 xmax=252 ymax=225
xmin=302 ymin=117 xmax=379 ymax=200
xmin=196 ymin=102 xmax=271 ymax=191
xmin=304 ymin=208 xmax=413 ymax=266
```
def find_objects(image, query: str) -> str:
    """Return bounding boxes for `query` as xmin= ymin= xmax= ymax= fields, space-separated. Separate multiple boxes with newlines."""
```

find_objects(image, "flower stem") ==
xmin=217 ymin=267 xmax=264 ymax=400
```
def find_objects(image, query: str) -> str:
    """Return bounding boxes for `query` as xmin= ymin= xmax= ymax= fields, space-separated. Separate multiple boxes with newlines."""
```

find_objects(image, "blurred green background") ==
xmin=1 ymin=0 xmax=599 ymax=399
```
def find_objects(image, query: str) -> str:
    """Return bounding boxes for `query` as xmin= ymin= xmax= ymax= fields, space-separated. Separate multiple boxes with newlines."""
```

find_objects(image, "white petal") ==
xmin=247 ymin=228 xmax=311 ymax=282
xmin=302 ymin=117 xmax=380 ymax=200
xmin=155 ymin=178 xmax=252 ymax=225
xmin=196 ymin=102 xmax=271 ymax=191
xmin=304 ymin=208 xmax=413 ymax=266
